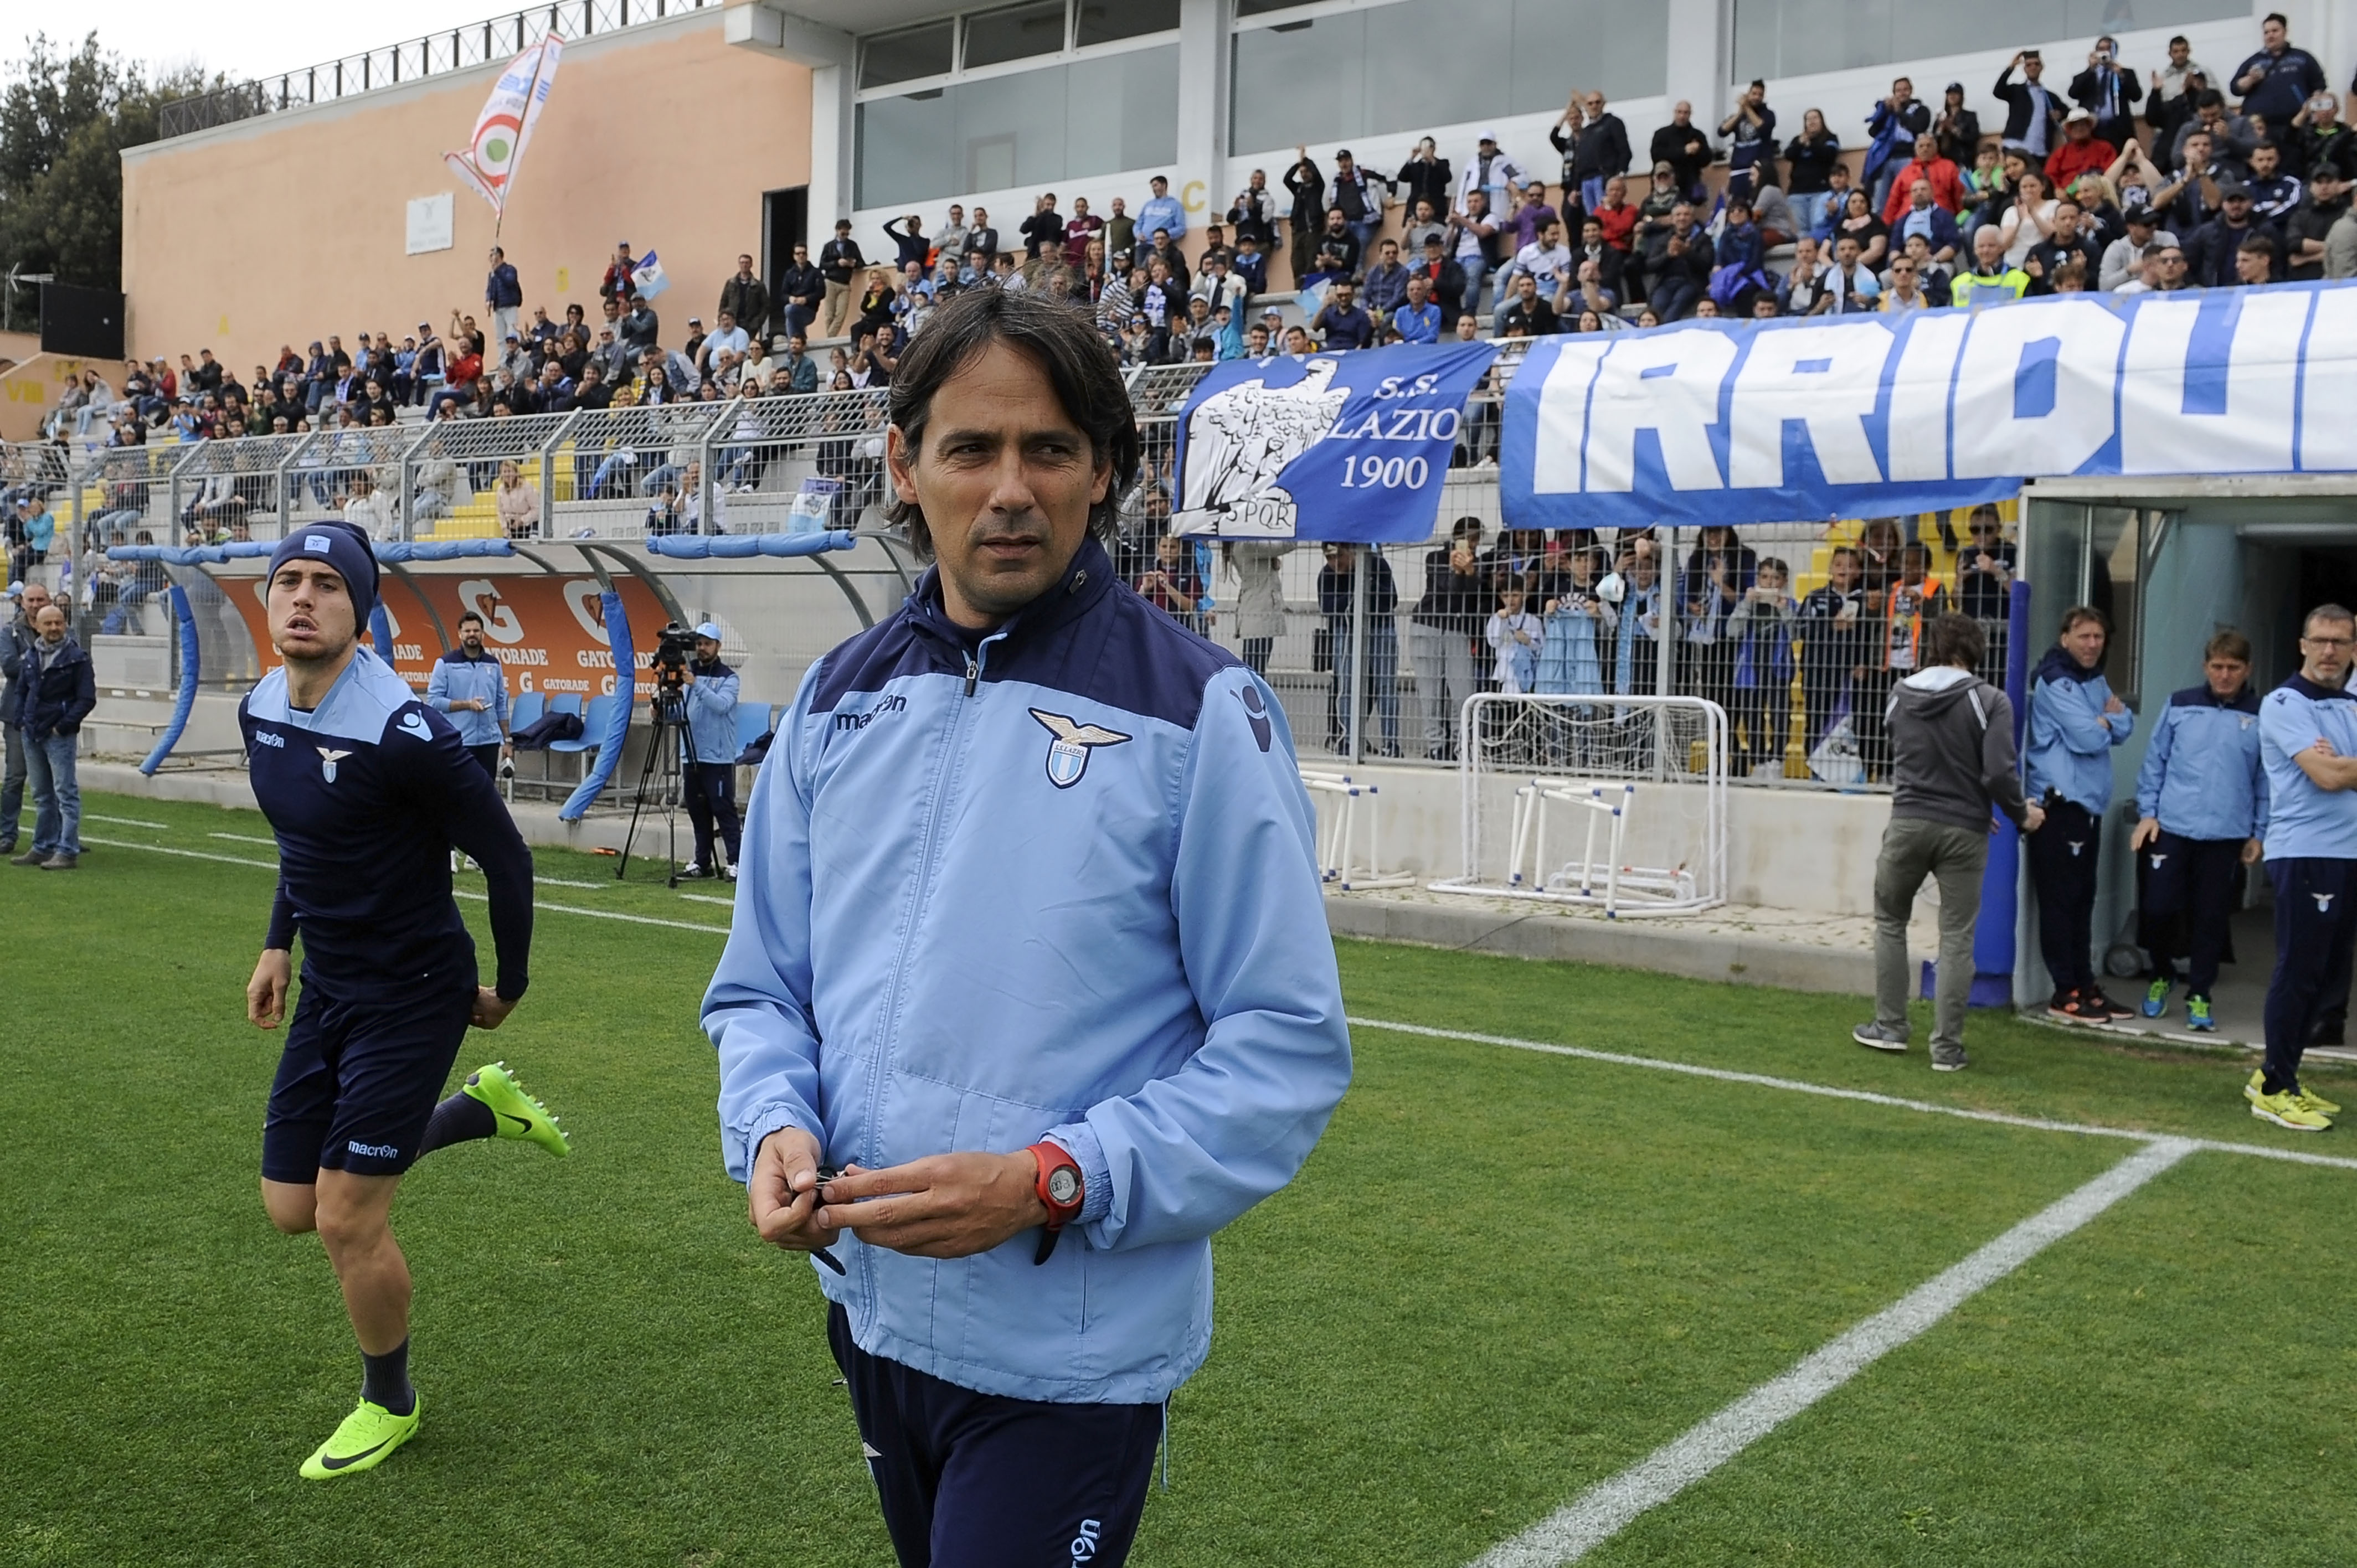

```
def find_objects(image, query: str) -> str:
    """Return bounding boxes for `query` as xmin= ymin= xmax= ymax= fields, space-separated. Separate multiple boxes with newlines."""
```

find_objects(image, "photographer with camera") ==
xmin=670 ymin=622 xmax=742 ymax=882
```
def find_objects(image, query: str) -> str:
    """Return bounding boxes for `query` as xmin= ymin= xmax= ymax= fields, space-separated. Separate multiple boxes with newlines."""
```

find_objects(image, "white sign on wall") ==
xmin=405 ymin=193 xmax=455 ymax=256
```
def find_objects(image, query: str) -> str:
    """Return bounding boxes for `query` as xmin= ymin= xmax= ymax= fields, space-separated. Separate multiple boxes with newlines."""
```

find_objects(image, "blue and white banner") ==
xmin=1171 ymin=341 xmax=1497 ymax=541
xmin=1500 ymin=281 xmax=2357 ymax=531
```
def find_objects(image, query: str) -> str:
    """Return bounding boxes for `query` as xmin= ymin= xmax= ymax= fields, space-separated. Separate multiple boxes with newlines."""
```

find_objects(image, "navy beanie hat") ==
xmin=266 ymin=520 xmax=379 ymax=631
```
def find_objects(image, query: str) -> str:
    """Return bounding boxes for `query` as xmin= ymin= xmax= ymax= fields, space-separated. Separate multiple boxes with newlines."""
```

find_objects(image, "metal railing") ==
xmin=157 ymin=0 xmax=721 ymax=140
xmin=692 ymin=385 xmax=893 ymax=536
xmin=17 ymin=362 xmax=2023 ymax=791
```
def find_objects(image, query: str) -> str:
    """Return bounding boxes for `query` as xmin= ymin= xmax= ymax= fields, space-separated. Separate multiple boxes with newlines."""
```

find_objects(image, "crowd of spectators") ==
xmin=2 ymin=17 xmax=2343 ymax=780
xmin=28 ymin=13 xmax=2357 ymax=483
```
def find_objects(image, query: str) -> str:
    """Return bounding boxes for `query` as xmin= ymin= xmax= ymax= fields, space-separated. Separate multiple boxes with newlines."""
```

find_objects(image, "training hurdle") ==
xmin=1502 ymin=777 xmax=1699 ymax=919
xmin=1298 ymin=768 xmax=1416 ymax=892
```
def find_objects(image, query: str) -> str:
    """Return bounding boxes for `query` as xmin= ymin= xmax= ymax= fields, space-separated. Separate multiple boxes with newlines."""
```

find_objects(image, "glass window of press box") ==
xmin=1229 ymin=0 xmax=1666 ymax=157
xmin=855 ymin=2 xmax=1181 ymax=210
xmin=1731 ymin=0 xmax=2248 ymax=80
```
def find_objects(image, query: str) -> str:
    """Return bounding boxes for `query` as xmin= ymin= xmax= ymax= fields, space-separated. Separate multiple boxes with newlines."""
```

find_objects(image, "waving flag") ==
xmin=444 ymin=35 xmax=564 ymax=216
xmin=630 ymin=250 xmax=671 ymax=301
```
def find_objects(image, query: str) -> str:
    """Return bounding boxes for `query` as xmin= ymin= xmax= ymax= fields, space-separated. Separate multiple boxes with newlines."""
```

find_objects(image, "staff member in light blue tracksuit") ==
xmin=702 ymin=290 xmax=1349 ymax=1568
xmin=2250 ymin=603 xmax=2357 ymax=1132
xmin=423 ymin=610 xmax=512 ymax=778
xmin=677 ymin=622 xmax=740 ymax=882
xmin=2130 ymin=628 xmax=2268 ymax=1031
xmin=2025 ymin=605 xmax=2136 ymax=1022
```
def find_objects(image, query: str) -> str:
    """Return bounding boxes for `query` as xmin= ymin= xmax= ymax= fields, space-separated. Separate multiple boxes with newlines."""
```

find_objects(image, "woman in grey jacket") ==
xmin=1224 ymin=540 xmax=1290 ymax=676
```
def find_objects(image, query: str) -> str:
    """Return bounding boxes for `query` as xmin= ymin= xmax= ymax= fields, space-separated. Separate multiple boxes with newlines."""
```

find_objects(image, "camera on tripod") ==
xmin=650 ymin=622 xmax=699 ymax=685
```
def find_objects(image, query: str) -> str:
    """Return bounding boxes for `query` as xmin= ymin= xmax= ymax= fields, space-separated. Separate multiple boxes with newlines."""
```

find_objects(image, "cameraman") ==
xmin=677 ymin=622 xmax=742 ymax=881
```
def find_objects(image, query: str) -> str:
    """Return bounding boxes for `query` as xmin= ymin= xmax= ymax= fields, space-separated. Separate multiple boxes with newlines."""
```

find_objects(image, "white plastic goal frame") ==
xmin=1427 ymin=694 xmax=1729 ymax=917
xmin=1298 ymin=767 xmax=1417 ymax=891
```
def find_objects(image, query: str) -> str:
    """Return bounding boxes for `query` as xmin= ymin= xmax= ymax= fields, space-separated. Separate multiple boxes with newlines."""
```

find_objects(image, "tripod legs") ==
xmin=616 ymin=710 xmax=686 ymax=885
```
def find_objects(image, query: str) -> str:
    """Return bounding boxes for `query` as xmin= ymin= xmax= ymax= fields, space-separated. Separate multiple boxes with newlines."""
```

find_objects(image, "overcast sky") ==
xmin=13 ymin=0 xmax=522 ymax=84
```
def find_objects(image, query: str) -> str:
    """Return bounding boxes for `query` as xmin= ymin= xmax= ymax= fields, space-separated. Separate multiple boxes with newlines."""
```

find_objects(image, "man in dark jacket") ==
xmin=1412 ymin=235 xmax=1470 ymax=331
xmin=1852 ymin=615 xmax=2042 ymax=1069
xmin=1648 ymin=101 xmax=1715 ymax=199
xmin=484 ymin=246 xmax=523 ymax=352
xmin=2232 ymin=12 xmax=2326 ymax=141
xmin=0 ymin=579 xmax=50 ymax=854
xmin=1565 ymin=90 xmax=1634 ymax=211
xmin=8 ymin=601 xmax=92 ymax=870
xmin=1017 ymin=195 xmax=1063 ymax=260
xmin=719 ymin=254 xmax=774 ymax=346
xmin=2186 ymin=178 xmax=2282 ymax=285
xmin=1638 ymin=203 xmax=1714 ymax=321
xmin=819 ymin=220 xmax=866 ymax=339
xmin=1284 ymin=149 xmax=1328 ymax=281
xmin=776 ymin=244 xmax=826 ymax=340
xmin=2069 ymin=37 xmax=2144 ymax=149
xmin=1993 ymin=51 xmax=2066 ymax=161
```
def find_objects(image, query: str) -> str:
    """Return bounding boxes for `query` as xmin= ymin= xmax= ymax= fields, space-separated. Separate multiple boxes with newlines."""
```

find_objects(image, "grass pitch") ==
xmin=3 ymin=790 xmax=2352 ymax=1567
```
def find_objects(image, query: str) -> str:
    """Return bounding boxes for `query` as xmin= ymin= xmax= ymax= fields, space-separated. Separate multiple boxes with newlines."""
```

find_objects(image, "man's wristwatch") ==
xmin=1027 ymin=1141 xmax=1084 ymax=1265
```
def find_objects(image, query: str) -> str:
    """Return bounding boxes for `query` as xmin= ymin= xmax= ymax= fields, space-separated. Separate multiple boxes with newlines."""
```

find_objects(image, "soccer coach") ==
xmin=703 ymin=288 xmax=1351 ymax=1567
xmin=2252 ymin=603 xmax=2357 ymax=1132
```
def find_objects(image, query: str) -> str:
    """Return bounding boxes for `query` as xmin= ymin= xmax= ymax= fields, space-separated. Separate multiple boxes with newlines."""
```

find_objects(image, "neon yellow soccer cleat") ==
xmin=299 ymin=1395 xmax=421 ymax=1480
xmin=2246 ymin=1069 xmax=2343 ymax=1117
xmin=2250 ymin=1088 xmax=2333 ymax=1132
xmin=462 ymin=1061 xmax=571 ymax=1157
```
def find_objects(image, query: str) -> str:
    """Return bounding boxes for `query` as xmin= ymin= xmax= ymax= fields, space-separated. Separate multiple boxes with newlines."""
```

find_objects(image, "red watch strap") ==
xmin=1027 ymin=1141 xmax=1084 ymax=1229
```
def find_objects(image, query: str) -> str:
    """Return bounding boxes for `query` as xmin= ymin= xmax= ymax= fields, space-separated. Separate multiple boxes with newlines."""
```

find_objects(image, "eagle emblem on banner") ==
xmin=1171 ymin=357 xmax=1349 ymax=538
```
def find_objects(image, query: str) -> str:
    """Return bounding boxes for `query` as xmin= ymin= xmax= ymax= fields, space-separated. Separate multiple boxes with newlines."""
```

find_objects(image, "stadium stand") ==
xmin=2 ymin=18 xmax=2330 ymax=786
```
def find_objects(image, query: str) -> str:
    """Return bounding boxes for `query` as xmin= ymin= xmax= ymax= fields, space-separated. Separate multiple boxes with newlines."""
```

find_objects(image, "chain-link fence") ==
xmin=1117 ymin=370 xmax=2021 ymax=786
xmin=3 ymin=440 xmax=76 ymax=585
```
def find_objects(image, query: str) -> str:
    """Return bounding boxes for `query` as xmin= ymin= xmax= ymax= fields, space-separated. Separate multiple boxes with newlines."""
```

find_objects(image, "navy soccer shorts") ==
xmin=827 ymin=1304 xmax=1163 ymax=1568
xmin=260 ymin=978 xmax=476 ymax=1182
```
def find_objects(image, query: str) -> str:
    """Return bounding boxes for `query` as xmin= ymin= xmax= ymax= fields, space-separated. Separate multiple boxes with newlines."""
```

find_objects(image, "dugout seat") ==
xmin=547 ymin=694 xmax=615 ymax=787
xmin=523 ymin=692 xmax=585 ymax=794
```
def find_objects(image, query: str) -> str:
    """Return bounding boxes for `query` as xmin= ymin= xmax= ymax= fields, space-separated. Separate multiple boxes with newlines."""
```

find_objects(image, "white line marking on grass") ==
xmin=678 ymin=893 xmax=734 ymax=907
xmin=84 ymin=836 xmax=277 ymax=870
xmin=1469 ymin=1138 xmax=2199 ymax=1568
xmin=88 ymin=814 xmax=171 ymax=829
xmin=209 ymin=833 xmax=279 ymax=845
xmin=528 ymin=875 xmax=609 ymax=888
xmin=1347 ymin=1018 xmax=2357 ymax=1173
xmin=85 ymin=836 xmax=730 ymax=936
xmin=449 ymin=891 xmax=728 ymax=935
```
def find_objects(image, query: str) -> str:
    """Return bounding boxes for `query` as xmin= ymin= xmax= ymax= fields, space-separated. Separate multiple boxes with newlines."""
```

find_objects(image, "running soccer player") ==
xmin=2251 ymin=604 xmax=2357 ymax=1131
xmin=2130 ymin=629 xmax=2267 ymax=1032
xmin=239 ymin=522 xmax=568 ymax=1478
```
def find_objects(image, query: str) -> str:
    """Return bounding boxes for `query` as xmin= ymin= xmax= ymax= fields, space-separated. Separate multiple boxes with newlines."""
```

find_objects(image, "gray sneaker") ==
xmin=1931 ymin=1051 xmax=1969 ymax=1073
xmin=39 ymin=852 xmax=78 ymax=870
xmin=11 ymin=847 xmax=47 ymax=866
xmin=1852 ymin=1021 xmax=1910 ymax=1053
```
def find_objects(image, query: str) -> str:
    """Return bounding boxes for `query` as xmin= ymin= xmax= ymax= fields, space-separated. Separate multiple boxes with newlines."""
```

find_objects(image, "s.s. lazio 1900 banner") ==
xmin=1171 ymin=341 xmax=1497 ymax=542
xmin=1500 ymin=281 xmax=2357 ymax=530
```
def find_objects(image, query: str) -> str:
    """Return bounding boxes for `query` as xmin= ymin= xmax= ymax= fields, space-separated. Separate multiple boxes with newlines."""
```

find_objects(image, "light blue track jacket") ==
xmin=682 ymin=659 xmax=740 ymax=764
xmin=2025 ymin=645 xmax=2134 ymax=813
xmin=2133 ymin=684 xmax=2267 ymax=843
xmin=424 ymin=648 xmax=510 ymax=747
xmin=702 ymin=538 xmax=1351 ymax=1405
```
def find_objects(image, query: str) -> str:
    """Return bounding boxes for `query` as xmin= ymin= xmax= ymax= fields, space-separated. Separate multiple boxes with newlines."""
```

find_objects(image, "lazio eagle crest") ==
xmin=1030 ymin=709 xmax=1131 ymax=788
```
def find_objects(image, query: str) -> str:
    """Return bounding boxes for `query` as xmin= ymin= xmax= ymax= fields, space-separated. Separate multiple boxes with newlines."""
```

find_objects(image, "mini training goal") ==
xmin=1426 ymin=694 xmax=1727 ymax=917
